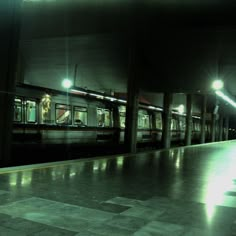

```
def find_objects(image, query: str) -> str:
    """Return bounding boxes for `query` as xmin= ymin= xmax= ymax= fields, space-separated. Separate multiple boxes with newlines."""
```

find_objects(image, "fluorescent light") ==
xmin=70 ymin=89 xmax=87 ymax=95
xmin=215 ymin=90 xmax=236 ymax=108
xmin=105 ymin=96 xmax=117 ymax=102
xmin=89 ymin=93 xmax=104 ymax=99
xmin=192 ymin=115 xmax=201 ymax=119
xmin=117 ymin=99 xmax=126 ymax=103
xmin=148 ymin=106 xmax=155 ymax=109
xmin=148 ymin=106 xmax=163 ymax=111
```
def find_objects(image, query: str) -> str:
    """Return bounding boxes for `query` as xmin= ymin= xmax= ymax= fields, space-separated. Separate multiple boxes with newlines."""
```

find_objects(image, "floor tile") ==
xmin=120 ymin=205 xmax=165 ymax=221
xmin=79 ymin=224 xmax=134 ymax=236
xmin=104 ymin=197 xmax=143 ymax=208
xmin=104 ymin=214 xmax=148 ymax=231
xmin=133 ymin=220 xmax=186 ymax=236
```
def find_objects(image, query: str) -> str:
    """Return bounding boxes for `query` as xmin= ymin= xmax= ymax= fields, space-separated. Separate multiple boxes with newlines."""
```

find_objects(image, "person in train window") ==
xmin=98 ymin=120 xmax=104 ymax=127
xmin=75 ymin=119 xmax=86 ymax=127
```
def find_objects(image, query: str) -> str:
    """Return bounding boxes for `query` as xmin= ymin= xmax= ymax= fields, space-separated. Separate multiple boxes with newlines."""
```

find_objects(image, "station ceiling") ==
xmin=19 ymin=1 xmax=236 ymax=114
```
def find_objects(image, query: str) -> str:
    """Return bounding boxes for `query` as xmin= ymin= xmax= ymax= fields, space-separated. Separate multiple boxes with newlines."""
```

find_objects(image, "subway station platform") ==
xmin=0 ymin=141 xmax=236 ymax=235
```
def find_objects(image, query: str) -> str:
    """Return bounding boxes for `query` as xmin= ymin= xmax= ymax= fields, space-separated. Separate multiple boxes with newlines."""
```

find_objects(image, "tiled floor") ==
xmin=0 ymin=141 xmax=236 ymax=235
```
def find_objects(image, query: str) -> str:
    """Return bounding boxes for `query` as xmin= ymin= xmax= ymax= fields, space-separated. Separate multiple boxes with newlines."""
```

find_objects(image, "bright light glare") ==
xmin=177 ymin=104 xmax=184 ymax=114
xmin=62 ymin=79 xmax=72 ymax=89
xmin=215 ymin=90 xmax=236 ymax=108
xmin=212 ymin=80 xmax=224 ymax=90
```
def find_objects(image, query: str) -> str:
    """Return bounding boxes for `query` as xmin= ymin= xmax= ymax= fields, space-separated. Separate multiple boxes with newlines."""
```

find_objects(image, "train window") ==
xmin=25 ymin=100 xmax=37 ymax=123
xmin=97 ymin=108 xmax=112 ymax=127
xmin=119 ymin=106 xmax=126 ymax=128
xmin=138 ymin=109 xmax=150 ymax=129
xmin=155 ymin=112 xmax=162 ymax=129
xmin=13 ymin=98 xmax=22 ymax=122
xmin=55 ymin=104 xmax=72 ymax=125
xmin=73 ymin=106 xmax=88 ymax=126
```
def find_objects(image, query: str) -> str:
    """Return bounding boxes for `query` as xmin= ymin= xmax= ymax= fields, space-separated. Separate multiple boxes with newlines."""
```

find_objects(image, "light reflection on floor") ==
xmin=0 ymin=141 xmax=236 ymax=235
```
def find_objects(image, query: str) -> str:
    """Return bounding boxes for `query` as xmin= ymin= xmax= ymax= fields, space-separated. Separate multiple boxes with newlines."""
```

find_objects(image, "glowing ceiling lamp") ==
xmin=212 ymin=79 xmax=224 ymax=91
xmin=62 ymin=78 xmax=72 ymax=89
xmin=212 ymin=79 xmax=236 ymax=108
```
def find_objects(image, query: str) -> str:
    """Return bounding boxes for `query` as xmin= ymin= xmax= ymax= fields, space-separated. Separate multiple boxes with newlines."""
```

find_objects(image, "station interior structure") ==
xmin=0 ymin=0 xmax=236 ymax=235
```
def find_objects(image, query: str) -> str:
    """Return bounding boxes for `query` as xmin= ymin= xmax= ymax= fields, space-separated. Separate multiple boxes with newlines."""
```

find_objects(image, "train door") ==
xmin=13 ymin=97 xmax=39 ymax=143
xmin=154 ymin=111 xmax=162 ymax=141
xmin=138 ymin=109 xmax=151 ymax=143
xmin=25 ymin=100 xmax=37 ymax=123
xmin=192 ymin=118 xmax=201 ymax=143
xmin=96 ymin=108 xmax=113 ymax=127
xmin=13 ymin=97 xmax=23 ymax=123
xmin=178 ymin=115 xmax=186 ymax=142
xmin=118 ymin=105 xmax=126 ymax=143
xmin=138 ymin=109 xmax=150 ymax=129
xmin=171 ymin=115 xmax=180 ymax=142
xmin=118 ymin=106 xmax=126 ymax=128
xmin=13 ymin=97 xmax=38 ymax=124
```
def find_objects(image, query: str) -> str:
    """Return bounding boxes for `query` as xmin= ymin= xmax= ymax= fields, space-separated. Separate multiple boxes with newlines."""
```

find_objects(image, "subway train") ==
xmin=12 ymin=83 xmax=216 ymax=153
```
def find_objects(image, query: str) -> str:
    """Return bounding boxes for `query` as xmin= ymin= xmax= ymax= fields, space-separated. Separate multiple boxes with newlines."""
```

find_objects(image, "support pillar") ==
xmin=211 ymin=113 xmax=217 ymax=142
xmin=162 ymin=93 xmax=173 ymax=149
xmin=224 ymin=116 xmax=229 ymax=140
xmin=185 ymin=94 xmax=193 ymax=146
xmin=200 ymin=95 xmax=207 ymax=144
xmin=124 ymin=47 xmax=139 ymax=154
xmin=0 ymin=1 xmax=21 ymax=167
xmin=112 ymin=105 xmax=120 ymax=143
xmin=218 ymin=115 xmax=223 ymax=141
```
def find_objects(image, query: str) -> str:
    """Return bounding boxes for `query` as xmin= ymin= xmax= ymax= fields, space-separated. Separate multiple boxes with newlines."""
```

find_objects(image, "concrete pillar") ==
xmin=112 ymin=105 xmax=120 ymax=128
xmin=124 ymin=47 xmax=139 ymax=154
xmin=0 ymin=0 xmax=21 ymax=167
xmin=218 ymin=115 xmax=223 ymax=141
xmin=200 ymin=95 xmax=207 ymax=144
xmin=112 ymin=105 xmax=121 ymax=143
xmin=211 ymin=113 xmax=216 ymax=142
xmin=162 ymin=93 xmax=173 ymax=149
xmin=224 ymin=116 xmax=229 ymax=140
xmin=185 ymin=94 xmax=193 ymax=146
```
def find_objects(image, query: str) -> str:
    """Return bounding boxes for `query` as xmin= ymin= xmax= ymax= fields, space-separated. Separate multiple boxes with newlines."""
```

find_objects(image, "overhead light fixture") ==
xmin=211 ymin=79 xmax=236 ymax=108
xmin=105 ymin=96 xmax=117 ymax=102
xmin=62 ymin=79 xmax=72 ymax=89
xmin=89 ymin=93 xmax=104 ymax=99
xmin=70 ymin=89 xmax=87 ymax=95
xmin=212 ymin=80 xmax=224 ymax=91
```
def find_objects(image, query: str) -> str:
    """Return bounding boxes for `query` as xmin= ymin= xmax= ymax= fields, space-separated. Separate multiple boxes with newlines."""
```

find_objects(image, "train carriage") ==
xmin=12 ymin=83 xmax=217 ymax=153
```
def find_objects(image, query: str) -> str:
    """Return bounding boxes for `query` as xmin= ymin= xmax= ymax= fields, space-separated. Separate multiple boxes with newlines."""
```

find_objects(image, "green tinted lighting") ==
xmin=62 ymin=79 xmax=72 ymax=89
xmin=212 ymin=80 xmax=224 ymax=90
